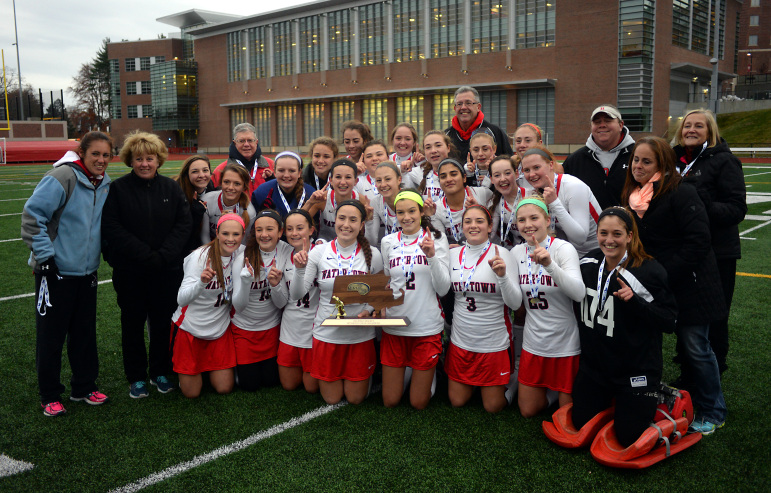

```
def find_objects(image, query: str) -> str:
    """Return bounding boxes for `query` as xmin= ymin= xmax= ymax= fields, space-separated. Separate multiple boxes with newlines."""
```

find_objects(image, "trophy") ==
xmin=320 ymin=273 xmax=410 ymax=328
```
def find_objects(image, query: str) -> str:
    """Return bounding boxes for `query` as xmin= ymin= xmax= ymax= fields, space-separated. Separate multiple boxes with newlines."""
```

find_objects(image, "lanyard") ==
xmin=332 ymin=240 xmax=361 ymax=276
xmin=547 ymin=174 xmax=562 ymax=231
xmin=526 ymin=236 xmax=554 ymax=302
xmin=235 ymin=159 xmax=260 ymax=182
xmin=260 ymin=249 xmax=277 ymax=279
xmin=314 ymin=173 xmax=321 ymax=191
xmin=596 ymin=252 xmax=628 ymax=313
xmin=399 ymin=229 xmax=425 ymax=283
xmin=366 ymin=173 xmax=379 ymax=196
xmin=459 ymin=241 xmax=492 ymax=294
xmin=679 ymin=141 xmax=708 ymax=177
xmin=383 ymin=199 xmax=400 ymax=235
xmin=218 ymin=193 xmax=241 ymax=216
xmin=500 ymin=188 xmax=523 ymax=245
xmin=278 ymin=185 xmax=306 ymax=213
xmin=37 ymin=276 xmax=53 ymax=316
xmin=426 ymin=172 xmax=443 ymax=202
xmin=222 ymin=254 xmax=234 ymax=302
xmin=444 ymin=188 xmax=470 ymax=243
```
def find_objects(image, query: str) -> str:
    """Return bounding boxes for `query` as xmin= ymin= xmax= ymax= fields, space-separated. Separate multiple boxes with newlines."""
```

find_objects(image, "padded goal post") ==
xmin=0 ymin=138 xmax=6 ymax=165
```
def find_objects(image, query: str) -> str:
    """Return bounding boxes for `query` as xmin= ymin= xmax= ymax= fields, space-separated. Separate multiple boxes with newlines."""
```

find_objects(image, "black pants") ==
xmin=237 ymin=357 xmax=279 ymax=391
xmin=709 ymin=258 xmax=736 ymax=374
xmin=35 ymin=273 xmax=99 ymax=404
xmin=571 ymin=369 xmax=658 ymax=448
xmin=113 ymin=268 xmax=182 ymax=383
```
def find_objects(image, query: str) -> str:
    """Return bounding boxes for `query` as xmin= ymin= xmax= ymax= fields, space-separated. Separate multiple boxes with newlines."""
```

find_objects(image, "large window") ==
xmin=471 ymin=0 xmax=509 ymax=54
xmin=126 ymin=82 xmax=137 ymax=95
xmin=328 ymin=10 xmax=353 ymax=71
xmin=274 ymin=21 xmax=294 ymax=77
xmin=278 ymin=105 xmax=297 ymax=146
xmin=141 ymin=81 xmax=151 ymax=95
xmin=431 ymin=0 xmax=464 ymax=58
xmin=433 ymin=94 xmax=454 ymax=131
xmin=396 ymin=96 xmax=424 ymax=139
xmin=109 ymin=59 xmax=119 ymax=73
xmin=248 ymin=26 xmax=268 ymax=79
xmin=253 ymin=107 xmax=272 ymax=145
xmin=515 ymin=0 xmax=556 ymax=48
xmin=394 ymin=0 xmax=424 ymax=62
xmin=150 ymin=60 xmax=198 ymax=131
xmin=227 ymin=31 xmax=243 ymax=82
xmin=127 ymin=105 xmax=139 ymax=119
xmin=230 ymin=108 xmax=248 ymax=132
xmin=140 ymin=57 xmax=151 ymax=71
xmin=672 ymin=0 xmax=690 ymax=48
xmin=618 ymin=0 xmax=655 ymax=132
xmin=748 ymin=35 xmax=758 ymax=46
xmin=479 ymin=91 xmax=507 ymax=134
xmin=300 ymin=17 xmax=321 ymax=73
xmin=692 ymin=0 xmax=711 ymax=55
xmin=517 ymin=88 xmax=554 ymax=144
xmin=363 ymin=99 xmax=388 ymax=140
xmin=141 ymin=105 xmax=152 ymax=118
xmin=360 ymin=3 xmax=388 ymax=65
xmin=672 ymin=0 xmax=726 ymax=58
xmin=332 ymin=101 xmax=355 ymax=136
xmin=125 ymin=58 xmax=136 ymax=72
xmin=304 ymin=104 xmax=326 ymax=144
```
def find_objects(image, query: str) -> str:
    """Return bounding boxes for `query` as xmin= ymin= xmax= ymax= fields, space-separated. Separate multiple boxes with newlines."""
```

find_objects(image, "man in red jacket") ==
xmin=212 ymin=122 xmax=274 ymax=194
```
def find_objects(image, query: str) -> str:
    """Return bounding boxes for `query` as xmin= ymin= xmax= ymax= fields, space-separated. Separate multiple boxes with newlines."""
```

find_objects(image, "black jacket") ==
xmin=673 ymin=139 xmax=746 ymax=259
xmin=563 ymin=142 xmax=634 ymax=210
xmin=576 ymin=250 xmax=677 ymax=387
xmin=444 ymin=119 xmax=514 ymax=162
xmin=102 ymin=171 xmax=191 ymax=272
xmin=631 ymin=182 xmax=727 ymax=325
xmin=186 ymin=181 xmax=216 ymax=254
xmin=302 ymin=163 xmax=328 ymax=191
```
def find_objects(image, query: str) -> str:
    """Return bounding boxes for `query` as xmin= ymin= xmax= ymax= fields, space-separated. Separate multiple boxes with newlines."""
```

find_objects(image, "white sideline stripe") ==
xmin=745 ymin=170 xmax=771 ymax=177
xmin=0 ymin=197 xmax=27 ymax=201
xmin=0 ymin=279 xmax=113 ymax=301
xmin=745 ymin=215 xmax=771 ymax=221
xmin=110 ymin=401 xmax=348 ymax=493
xmin=743 ymin=165 xmax=771 ymax=169
xmin=0 ymin=454 xmax=34 ymax=478
xmin=740 ymin=219 xmax=771 ymax=236
xmin=0 ymin=213 xmax=22 ymax=217
xmin=0 ymin=238 xmax=22 ymax=243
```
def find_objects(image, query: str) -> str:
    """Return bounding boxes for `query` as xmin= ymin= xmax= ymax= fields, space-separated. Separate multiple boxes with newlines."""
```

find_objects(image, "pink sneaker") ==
xmin=42 ymin=401 xmax=67 ymax=417
xmin=70 ymin=391 xmax=109 ymax=405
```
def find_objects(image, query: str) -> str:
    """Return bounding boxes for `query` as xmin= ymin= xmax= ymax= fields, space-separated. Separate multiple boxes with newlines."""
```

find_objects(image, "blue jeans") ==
xmin=677 ymin=323 xmax=727 ymax=423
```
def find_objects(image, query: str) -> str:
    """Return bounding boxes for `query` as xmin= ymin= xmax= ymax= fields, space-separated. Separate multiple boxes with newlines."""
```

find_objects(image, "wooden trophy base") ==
xmin=320 ymin=317 xmax=411 ymax=328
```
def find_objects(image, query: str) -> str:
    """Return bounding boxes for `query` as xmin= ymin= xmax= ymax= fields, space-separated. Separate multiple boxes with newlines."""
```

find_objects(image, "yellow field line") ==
xmin=737 ymin=272 xmax=771 ymax=279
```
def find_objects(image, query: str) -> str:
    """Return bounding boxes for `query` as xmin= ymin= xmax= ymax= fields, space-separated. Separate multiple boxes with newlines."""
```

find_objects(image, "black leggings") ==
xmin=237 ymin=357 xmax=279 ymax=391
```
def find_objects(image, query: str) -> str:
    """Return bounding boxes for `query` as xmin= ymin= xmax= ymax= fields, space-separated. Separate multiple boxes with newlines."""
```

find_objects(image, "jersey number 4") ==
xmin=295 ymin=293 xmax=311 ymax=309
xmin=579 ymin=288 xmax=615 ymax=337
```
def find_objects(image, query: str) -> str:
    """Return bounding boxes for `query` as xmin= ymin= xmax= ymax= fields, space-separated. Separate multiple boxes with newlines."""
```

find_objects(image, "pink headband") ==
xmin=217 ymin=213 xmax=246 ymax=230
xmin=523 ymin=123 xmax=542 ymax=140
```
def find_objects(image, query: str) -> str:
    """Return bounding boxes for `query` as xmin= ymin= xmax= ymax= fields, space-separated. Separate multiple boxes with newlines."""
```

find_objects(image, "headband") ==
xmin=515 ymin=198 xmax=550 ymax=216
xmin=286 ymin=208 xmax=314 ymax=228
xmin=598 ymin=207 xmax=633 ymax=230
xmin=331 ymin=158 xmax=358 ymax=176
xmin=463 ymin=204 xmax=492 ymax=223
xmin=376 ymin=161 xmax=402 ymax=177
xmin=438 ymin=158 xmax=465 ymax=176
xmin=255 ymin=209 xmax=284 ymax=228
xmin=521 ymin=148 xmax=553 ymax=162
xmin=394 ymin=190 xmax=424 ymax=207
xmin=274 ymin=151 xmax=303 ymax=168
xmin=336 ymin=199 xmax=367 ymax=220
xmin=523 ymin=123 xmax=542 ymax=140
xmin=217 ymin=213 xmax=246 ymax=230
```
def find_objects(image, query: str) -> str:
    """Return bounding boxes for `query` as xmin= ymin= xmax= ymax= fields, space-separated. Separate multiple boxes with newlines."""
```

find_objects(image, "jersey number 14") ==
xmin=579 ymin=288 xmax=615 ymax=337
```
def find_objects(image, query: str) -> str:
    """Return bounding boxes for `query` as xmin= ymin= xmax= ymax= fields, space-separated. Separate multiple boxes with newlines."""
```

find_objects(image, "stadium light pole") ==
xmin=13 ymin=0 xmax=23 ymax=121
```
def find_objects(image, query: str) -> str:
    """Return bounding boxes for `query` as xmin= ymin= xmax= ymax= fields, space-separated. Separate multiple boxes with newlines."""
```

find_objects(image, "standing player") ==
xmin=302 ymin=159 xmax=368 ymax=242
xmin=303 ymin=137 xmax=338 ymax=191
xmin=201 ymin=164 xmax=256 ymax=244
xmin=251 ymin=151 xmax=315 ymax=218
xmin=389 ymin=123 xmax=422 ymax=167
xmin=380 ymin=190 xmax=451 ymax=409
xmin=489 ymin=156 xmax=526 ymax=248
xmin=357 ymin=140 xmax=391 ymax=201
xmin=367 ymin=162 xmax=404 ymax=248
xmin=402 ymin=130 xmax=454 ymax=202
xmin=464 ymin=132 xmax=497 ymax=187
xmin=342 ymin=120 xmax=373 ymax=168
xmin=445 ymin=206 xmax=521 ymax=413
xmin=171 ymin=213 xmax=245 ymax=398
xmin=512 ymin=196 xmax=585 ymax=417
xmin=232 ymin=210 xmax=294 ymax=390
xmin=290 ymin=200 xmax=384 ymax=405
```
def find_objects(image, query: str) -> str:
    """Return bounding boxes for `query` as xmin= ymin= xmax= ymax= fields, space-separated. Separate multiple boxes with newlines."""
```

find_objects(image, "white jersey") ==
xmin=279 ymin=240 xmax=327 ymax=349
xmin=511 ymin=237 xmax=585 ymax=357
xmin=356 ymin=172 xmax=379 ymax=202
xmin=381 ymin=229 xmax=451 ymax=337
xmin=200 ymin=190 xmax=256 ymax=244
xmin=232 ymin=241 xmax=294 ymax=331
xmin=449 ymin=242 xmax=521 ymax=353
xmin=366 ymin=197 xmax=402 ymax=248
xmin=491 ymin=188 xmax=527 ymax=248
xmin=430 ymin=186 xmax=494 ymax=244
xmin=390 ymin=152 xmax=413 ymax=166
xmin=289 ymin=240 xmax=384 ymax=344
xmin=404 ymin=167 xmax=444 ymax=203
xmin=173 ymin=245 xmax=245 ymax=340
xmin=317 ymin=190 xmax=360 ymax=242
xmin=546 ymin=174 xmax=601 ymax=258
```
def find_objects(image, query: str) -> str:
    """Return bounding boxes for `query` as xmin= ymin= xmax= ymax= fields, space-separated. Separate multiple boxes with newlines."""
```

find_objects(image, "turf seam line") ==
xmin=108 ymin=401 xmax=349 ymax=492
xmin=0 ymin=279 xmax=113 ymax=301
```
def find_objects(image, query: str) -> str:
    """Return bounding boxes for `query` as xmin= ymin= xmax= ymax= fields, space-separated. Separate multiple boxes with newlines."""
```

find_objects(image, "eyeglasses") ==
xmin=235 ymin=138 xmax=257 ymax=145
xmin=454 ymin=101 xmax=479 ymax=108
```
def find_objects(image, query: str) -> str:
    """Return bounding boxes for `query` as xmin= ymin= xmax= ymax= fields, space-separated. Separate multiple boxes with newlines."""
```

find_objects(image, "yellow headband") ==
xmin=394 ymin=190 xmax=424 ymax=207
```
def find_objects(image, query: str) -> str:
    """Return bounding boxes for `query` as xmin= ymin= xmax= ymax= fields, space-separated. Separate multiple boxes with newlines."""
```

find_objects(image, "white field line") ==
xmin=745 ymin=215 xmax=771 ymax=221
xmin=0 ymin=454 xmax=34 ymax=478
xmin=740 ymin=219 xmax=771 ymax=236
xmin=743 ymin=165 xmax=771 ymax=169
xmin=0 ymin=197 xmax=28 ymax=202
xmin=745 ymin=170 xmax=771 ymax=178
xmin=0 ymin=238 xmax=22 ymax=243
xmin=0 ymin=279 xmax=113 ymax=302
xmin=0 ymin=212 xmax=22 ymax=217
xmin=109 ymin=401 xmax=349 ymax=493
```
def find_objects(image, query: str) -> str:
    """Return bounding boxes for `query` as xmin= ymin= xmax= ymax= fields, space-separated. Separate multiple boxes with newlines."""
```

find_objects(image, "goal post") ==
xmin=0 ymin=137 xmax=6 ymax=165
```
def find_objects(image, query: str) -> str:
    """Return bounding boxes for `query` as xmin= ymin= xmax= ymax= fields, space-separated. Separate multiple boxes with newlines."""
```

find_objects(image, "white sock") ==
xmin=430 ymin=371 xmax=437 ymax=397
xmin=504 ymin=358 xmax=520 ymax=405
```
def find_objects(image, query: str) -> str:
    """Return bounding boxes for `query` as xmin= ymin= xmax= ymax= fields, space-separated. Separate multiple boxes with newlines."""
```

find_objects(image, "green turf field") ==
xmin=1 ymin=160 xmax=769 ymax=492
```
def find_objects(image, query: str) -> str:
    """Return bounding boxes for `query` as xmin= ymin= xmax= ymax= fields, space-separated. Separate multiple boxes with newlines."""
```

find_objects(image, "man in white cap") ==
xmin=562 ymin=104 xmax=635 ymax=209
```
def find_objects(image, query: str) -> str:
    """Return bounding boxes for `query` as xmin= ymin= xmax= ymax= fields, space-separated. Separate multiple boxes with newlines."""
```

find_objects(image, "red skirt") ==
xmin=231 ymin=324 xmax=280 ymax=365
xmin=444 ymin=342 xmax=510 ymax=387
xmin=380 ymin=332 xmax=442 ymax=371
xmin=311 ymin=338 xmax=376 ymax=382
xmin=518 ymin=349 xmax=579 ymax=393
xmin=277 ymin=341 xmax=313 ymax=373
xmin=172 ymin=325 xmax=236 ymax=375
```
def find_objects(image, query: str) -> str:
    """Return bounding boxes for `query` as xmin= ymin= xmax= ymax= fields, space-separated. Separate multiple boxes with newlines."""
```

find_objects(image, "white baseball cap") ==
xmin=591 ymin=105 xmax=622 ymax=121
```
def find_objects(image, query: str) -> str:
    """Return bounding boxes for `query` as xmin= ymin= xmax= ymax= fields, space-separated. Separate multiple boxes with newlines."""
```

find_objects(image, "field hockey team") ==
xmin=23 ymin=102 xmax=745 ymax=442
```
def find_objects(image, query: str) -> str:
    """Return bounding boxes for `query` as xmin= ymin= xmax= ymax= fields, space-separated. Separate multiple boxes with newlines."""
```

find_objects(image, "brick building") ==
xmin=736 ymin=0 xmax=771 ymax=100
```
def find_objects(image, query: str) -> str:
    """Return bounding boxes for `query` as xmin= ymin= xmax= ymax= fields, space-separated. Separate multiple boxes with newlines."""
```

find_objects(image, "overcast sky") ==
xmin=0 ymin=0 xmax=310 ymax=99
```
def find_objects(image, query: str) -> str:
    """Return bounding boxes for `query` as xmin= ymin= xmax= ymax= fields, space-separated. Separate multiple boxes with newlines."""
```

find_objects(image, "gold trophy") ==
xmin=321 ymin=273 xmax=410 ymax=328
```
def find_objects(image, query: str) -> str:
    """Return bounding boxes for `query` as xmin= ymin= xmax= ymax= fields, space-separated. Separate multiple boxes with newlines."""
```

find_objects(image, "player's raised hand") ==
xmin=360 ymin=194 xmax=374 ymax=221
xmin=419 ymin=230 xmax=435 ymax=258
xmin=464 ymin=193 xmax=479 ymax=209
xmin=201 ymin=258 xmax=216 ymax=283
xmin=529 ymin=239 xmax=552 ymax=267
xmin=613 ymin=278 xmax=634 ymax=302
xmin=465 ymin=152 xmax=476 ymax=174
xmin=488 ymin=245 xmax=507 ymax=276
xmin=243 ymin=257 xmax=255 ymax=278
xmin=268 ymin=266 xmax=283 ymax=287
xmin=542 ymin=184 xmax=557 ymax=205
xmin=400 ymin=159 xmax=413 ymax=174
xmin=293 ymin=238 xmax=310 ymax=268
xmin=423 ymin=197 xmax=437 ymax=217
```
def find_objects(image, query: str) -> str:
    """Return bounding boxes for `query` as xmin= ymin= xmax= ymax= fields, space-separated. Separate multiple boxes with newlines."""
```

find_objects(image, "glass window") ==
xmin=750 ymin=16 xmax=759 ymax=27
xmin=396 ymin=96 xmax=424 ymax=139
xmin=300 ymin=17 xmax=321 ymax=73
xmin=274 ymin=21 xmax=294 ymax=77
xmin=125 ymin=58 xmax=136 ymax=72
xmin=141 ymin=81 xmax=151 ymax=95
xmin=479 ymin=91 xmax=507 ymax=134
xmin=109 ymin=59 xmax=119 ymax=73
xmin=433 ymin=94 xmax=455 ymax=132
xmin=230 ymin=108 xmax=248 ymax=132
xmin=748 ymin=35 xmax=758 ymax=46
xmin=227 ymin=31 xmax=243 ymax=82
xmin=253 ymin=107 xmax=272 ymax=146
xmin=691 ymin=0 xmax=710 ymax=55
xmin=431 ymin=0 xmax=464 ymax=58
xmin=672 ymin=0 xmax=690 ymax=48
xmin=139 ymin=57 xmax=151 ymax=71
xmin=360 ymin=3 xmax=387 ymax=65
xmin=141 ymin=105 xmax=152 ymax=118
xmin=278 ymin=105 xmax=297 ymax=146
xmin=332 ymin=101 xmax=355 ymax=137
xmin=751 ymin=0 xmax=759 ymax=7
xmin=304 ymin=104 xmax=326 ymax=144
xmin=126 ymin=82 xmax=137 ymax=95
xmin=155 ymin=56 xmax=165 ymax=64
xmin=618 ymin=0 xmax=654 ymax=132
xmin=328 ymin=9 xmax=353 ymax=70
xmin=515 ymin=0 xmax=556 ymax=49
xmin=517 ymin=88 xmax=554 ymax=144
xmin=113 ymin=107 xmax=122 ymax=119
xmin=471 ymin=0 xmax=509 ymax=54
xmin=127 ymin=105 xmax=138 ymax=119
xmin=394 ymin=0 xmax=424 ymax=62
xmin=362 ymin=99 xmax=388 ymax=140
xmin=150 ymin=60 xmax=198 ymax=131
xmin=248 ymin=26 xmax=268 ymax=79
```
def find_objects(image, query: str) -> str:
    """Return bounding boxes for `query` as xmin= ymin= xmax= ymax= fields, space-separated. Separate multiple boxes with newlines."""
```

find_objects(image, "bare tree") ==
xmin=67 ymin=38 xmax=111 ymax=131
